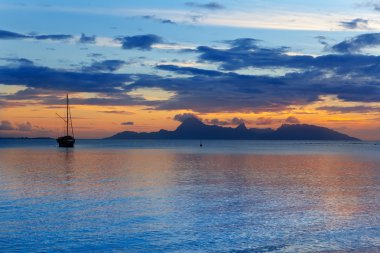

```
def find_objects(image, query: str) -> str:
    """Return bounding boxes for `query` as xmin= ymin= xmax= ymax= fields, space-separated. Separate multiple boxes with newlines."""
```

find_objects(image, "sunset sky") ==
xmin=0 ymin=0 xmax=380 ymax=140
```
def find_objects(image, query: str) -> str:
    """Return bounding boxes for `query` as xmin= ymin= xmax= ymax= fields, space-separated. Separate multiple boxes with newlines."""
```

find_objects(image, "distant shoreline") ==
xmin=0 ymin=137 xmax=54 ymax=140
xmin=0 ymin=137 xmax=372 ymax=143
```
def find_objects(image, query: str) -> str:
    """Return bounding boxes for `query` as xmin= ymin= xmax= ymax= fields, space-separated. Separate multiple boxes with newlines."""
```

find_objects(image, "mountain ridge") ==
xmin=106 ymin=117 xmax=360 ymax=141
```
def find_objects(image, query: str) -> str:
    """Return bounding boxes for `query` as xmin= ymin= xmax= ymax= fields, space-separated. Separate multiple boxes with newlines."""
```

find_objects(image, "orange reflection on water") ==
xmin=0 ymin=148 xmax=378 ymax=227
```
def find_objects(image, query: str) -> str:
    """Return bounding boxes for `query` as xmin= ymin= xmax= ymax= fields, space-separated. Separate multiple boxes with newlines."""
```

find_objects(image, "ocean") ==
xmin=0 ymin=139 xmax=379 ymax=252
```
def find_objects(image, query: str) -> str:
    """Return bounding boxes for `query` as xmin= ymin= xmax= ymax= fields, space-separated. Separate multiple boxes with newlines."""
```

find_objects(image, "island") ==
xmin=106 ymin=117 xmax=360 ymax=141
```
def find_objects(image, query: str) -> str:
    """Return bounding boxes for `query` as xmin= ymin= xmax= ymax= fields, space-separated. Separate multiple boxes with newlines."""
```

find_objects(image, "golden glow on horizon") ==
xmin=1 ymin=90 xmax=379 ymax=140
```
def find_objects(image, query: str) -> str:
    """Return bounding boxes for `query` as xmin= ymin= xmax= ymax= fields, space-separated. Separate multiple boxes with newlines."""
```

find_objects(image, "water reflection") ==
xmin=0 ymin=147 xmax=379 ymax=252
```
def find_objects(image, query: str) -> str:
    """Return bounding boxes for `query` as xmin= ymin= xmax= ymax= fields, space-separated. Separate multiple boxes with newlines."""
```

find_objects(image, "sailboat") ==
xmin=56 ymin=94 xmax=75 ymax=148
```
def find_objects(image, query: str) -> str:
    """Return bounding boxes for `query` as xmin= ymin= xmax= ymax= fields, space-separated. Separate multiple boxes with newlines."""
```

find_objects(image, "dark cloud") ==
xmin=315 ymin=36 xmax=329 ymax=48
xmin=0 ymin=64 xmax=134 ymax=93
xmin=0 ymin=86 xmax=158 ymax=108
xmin=2 ymin=59 xmax=380 ymax=112
xmin=14 ymin=58 xmax=34 ymax=65
xmin=204 ymin=118 xmax=230 ymax=126
xmin=285 ymin=116 xmax=300 ymax=124
xmin=0 ymin=87 xmax=58 ymax=101
xmin=173 ymin=113 xmax=199 ymax=122
xmin=99 ymin=110 xmax=135 ymax=115
xmin=331 ymin=33 xmax=380 ymax=54
xmin=129 ymin=73 xmax=309 ymax=112
xmin=83 ymin=60 xmax=125 ymax=72
xmin=0 ymin=29 xmax=97 ymax=43
xmin=196 ymin=39 xmax=310 ymax=70
xmin=141 ymin=15 xmax=176 ymax=24
xmin=161 ymin=19 xmax=176 ymax=24
xmin=0 ymin=120 xmax=15 ymax=130
xmin=195 ymin=37 xmax=380 ymax=73
xmin=1 ymin=58 xmax=34 ymax=66
xmin=79 ymin=33 xmax=96 ymax=44
xmin=157 ymin=64 xmax=223 ymax=76
xmin=190 ymin=15 xmax=203 ymax=23
xmin=17 ymin=122 xmax=32 ymax=131
xmin=231 ymin=117 xmax=245 ymax=125
xmin=256 ymin=117 xmax=274 ymax=126
xmin=116 ymin=34 xmax=163 ymax=50
xmin=363 ymin=2 xmax=380 ymax=11
xmin=340 ymin=18 xmax=369 ymax=29
xmin=317 ymin=105 xmax=379 ymax=113
xmin=0 ymin=30 xmax=28 ymax=39
xmin=129 ymin=62 xmax=380 ymax=112
xmin=2 ymin=34 xmax=380 ymax=113
xmin=0 ymin=120 xmax=32 ymax=131
xmin=256 ymin=117 xmax=299 ymax=125
xmin=185 ymin=2 xmax=224 ymax=10
xmin=121 ymin=121 xmax=134 ymax=126
xmin=204 ymin=117 xmax=245 ymax=126
xmin=87 ymin=53 xmax=104 ymax=58
xmin=225 ymin=38 xmax=261 ymax=49
xmin=33 ymin=34 xmax=72 ymax=41
xmin=67 ymin=96 xmax=158 ymax=107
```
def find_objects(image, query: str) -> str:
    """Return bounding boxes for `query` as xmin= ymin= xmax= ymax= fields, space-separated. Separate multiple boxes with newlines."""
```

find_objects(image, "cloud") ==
xmin=0 ymin=86 xmax=159 ymax=108
xmin=194 ymin=36 xmax=380 ymax=73
xmin=256 ymin=117 xmax=274 ymax=126
xmin=141 ymin=15 xmax=176 ymax=25
xmin=225 ymin=38 xmax=261 ymax=49
xmin=0 ymin=120 xmax=33 ymax=131
xmin=130 ymin=58 xmax=380 ymax=112
xmin=0 ymin=64 xmax=134 ymax=93
xmin=99 ymin=110 xmax=134 ymax=115
xmin=121 ymin=121 xmax=134 ymax=126
xmin=116 ymin=34 xmax=163 ymax=50
xmin=173 ymin=113 xmax=199 ymax=122
xmin=0 ymin=30 xmax=28 ymax=39
xmin=2 ymin=59 xmax=380 ymax=112
xmin=0 ymin=120 xmax=15 ymax=130
xmin=1 ymin=58 xmax=34 ymax=66
xmin=33 ymin=34 xmax=72 ymax=41
xmin=340 ymin=18 xmax=369 ymax=30
xmin=204 ymin=117 xmax=246 ymax=126
xmin=0 ymin=29 xmax=102 ymax=45
xmin=160 ymin=19 xmax=176 ymax=24
xmin=317 ymin=105 xmax=380 ymax=113
xmin=17 ymin=122 xmax=32 ymax=131
xmin=2 ymin=35 xmax=380 ymax=114
xmin=231 ymin=117 xmax=245 ymax=125
xmin=87 ymin=53 xmax=104 ymax=58
xmin=204 ymin=118 xmax=229 ymax=126
xmin=157 ymin=64 xmax=223 ymax=76
xmin=185 ymin=2 xmax=224 ymax=10
xmin=285 ymin=116 xmax=300 ymax=124
xmin=315 ymin=35 xmax=329 ymax=47
xmin=82 ymin=60 xmax=125 ymax=72
xmin=195 ymin=39 xmax=312 ymax=70
xmin=362 ymin=2 xmax=380 ymax=12
xmin=331 ymin=33 xmax=380 ymax=54
xmin=79 ymin=33 xmax=96 ymax=44
xmin=129 ymin=73 xmax=308 ymax=112
xmin=66 ymin=96 xmax=158 ymax=107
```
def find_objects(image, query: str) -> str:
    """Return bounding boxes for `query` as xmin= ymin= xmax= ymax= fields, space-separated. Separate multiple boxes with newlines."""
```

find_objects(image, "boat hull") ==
xmin=57 ymin=136 xmax=75 ymax=148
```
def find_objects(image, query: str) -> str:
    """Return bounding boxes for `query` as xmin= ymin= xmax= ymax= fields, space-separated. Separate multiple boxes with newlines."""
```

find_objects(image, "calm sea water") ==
xmin=0 ymin=139 xmax=379 ymax=252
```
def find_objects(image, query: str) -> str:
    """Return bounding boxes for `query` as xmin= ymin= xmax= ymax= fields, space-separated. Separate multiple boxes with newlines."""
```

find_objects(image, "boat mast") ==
xmin=66 ymin=93 xmax=69 ymax=136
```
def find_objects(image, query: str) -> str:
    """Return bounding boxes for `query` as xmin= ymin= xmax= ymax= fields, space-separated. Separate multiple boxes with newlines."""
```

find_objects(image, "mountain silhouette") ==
xmin=107 ymin=116 xmax=360 ymax=141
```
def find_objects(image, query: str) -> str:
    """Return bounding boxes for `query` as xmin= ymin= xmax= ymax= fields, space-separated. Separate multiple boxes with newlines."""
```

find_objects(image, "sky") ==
xmin=0 ymin=0 xmax=380 ymax=140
